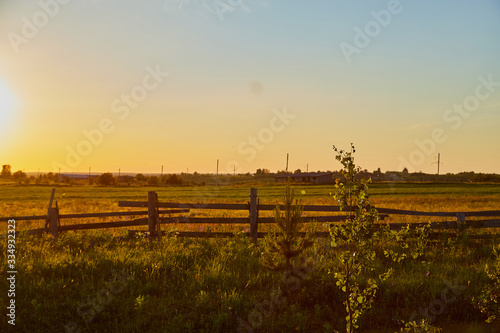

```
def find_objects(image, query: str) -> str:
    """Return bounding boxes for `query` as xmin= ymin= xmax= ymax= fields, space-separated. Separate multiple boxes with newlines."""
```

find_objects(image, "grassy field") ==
xmin=1 ymin=183 xmax=500 ymax=332
xmin=2 ymin=183 xmax=500 ymax=232
xmin=2 ymin=182 xmax=500 ymax=215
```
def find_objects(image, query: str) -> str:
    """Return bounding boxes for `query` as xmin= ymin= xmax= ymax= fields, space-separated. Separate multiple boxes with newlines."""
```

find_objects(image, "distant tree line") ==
xmin=2 ymin=165 xmax=72 ymax=184
xmin=2 ymin=165 xmax=30 ymax=184
xmin=2 ymin=163 xmax=500 ymax=186
xmin=270 ymin=167 xmax=500 ymax=183
xmin=94 ymin=173 xmax=184 ymax=186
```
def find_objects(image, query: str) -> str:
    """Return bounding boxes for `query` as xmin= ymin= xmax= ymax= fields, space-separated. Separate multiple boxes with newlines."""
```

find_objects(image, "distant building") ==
xmin=274 ymin=172 xmax=334 ymax=184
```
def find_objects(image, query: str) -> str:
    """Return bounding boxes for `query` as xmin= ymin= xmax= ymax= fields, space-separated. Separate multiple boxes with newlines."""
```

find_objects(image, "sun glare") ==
xmin=0 ymin=78 xmax=17 ymax=142
xmin=0 ymin=79 xmax=15 ymax=110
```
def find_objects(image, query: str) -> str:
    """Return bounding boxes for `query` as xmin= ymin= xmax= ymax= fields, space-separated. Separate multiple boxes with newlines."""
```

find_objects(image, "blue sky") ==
xmin=1 ymin=0 xmax=499 ymax=174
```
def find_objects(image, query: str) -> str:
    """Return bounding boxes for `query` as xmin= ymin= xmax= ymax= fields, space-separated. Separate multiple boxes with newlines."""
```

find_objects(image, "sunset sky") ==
xmin=1 ymin=0 xmax=499 ymax=174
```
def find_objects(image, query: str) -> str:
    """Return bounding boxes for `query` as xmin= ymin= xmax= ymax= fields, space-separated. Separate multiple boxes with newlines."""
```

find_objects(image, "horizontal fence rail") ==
xmin=376 ymin=208 xmax=500 ymax=217
xmin=119 ymin=201 xmax=249 ymax=210
xmin=0 ymin=215 xmax=47 ymax=222
xmin=2 ymin=188 xmax=500 ymax=244
xmin=0 ymin=210 xmax=189 ymax=222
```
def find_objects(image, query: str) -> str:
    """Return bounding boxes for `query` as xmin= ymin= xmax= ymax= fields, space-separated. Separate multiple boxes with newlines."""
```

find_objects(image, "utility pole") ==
xmin=286 ymin=153 xmax=289 ymax=173
xmin=89 ymin=167 xmax=91 ymax=185
xmin=432 ymin=153 xmax=442 ymax=183
xmin=161 ymin=165 xmax=163 ymax=177
xmin=216 ymin=159 xmax=219 ymax=186
xmin=306 ymin=163 xmax=308 ymax=173
xmin=437 ymin=153 xmax=440 ymax=177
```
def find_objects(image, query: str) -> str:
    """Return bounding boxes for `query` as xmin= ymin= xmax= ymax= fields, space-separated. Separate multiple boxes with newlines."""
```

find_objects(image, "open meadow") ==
xmin=1 ymin=182 xmax=500 ymax=332
xmin=3 ymin=0 xmax=500 ymax=331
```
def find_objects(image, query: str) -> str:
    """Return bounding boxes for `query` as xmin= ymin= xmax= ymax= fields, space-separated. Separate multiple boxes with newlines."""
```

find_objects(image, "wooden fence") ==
xmin=2 ymin=188 xmax=500 ymax=243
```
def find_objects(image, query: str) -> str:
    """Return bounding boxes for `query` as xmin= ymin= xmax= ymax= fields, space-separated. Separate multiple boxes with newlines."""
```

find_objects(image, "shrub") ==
xmin=163 ymin=174 xmax=183 ymax=185
xmin=147 ymin=176 xmax=160 ymax=186
xmin=96 ymin=172 xmax=116 ymax=186
xmin=472 ymin=244 xmax=500 ymax=323
xmin=261 ymin=181 xmax=314 ymax=273
xmin=135 ymin=173 xmax=146 ymax=182
xmin=329 ymin=144 xmax=431 ymax=333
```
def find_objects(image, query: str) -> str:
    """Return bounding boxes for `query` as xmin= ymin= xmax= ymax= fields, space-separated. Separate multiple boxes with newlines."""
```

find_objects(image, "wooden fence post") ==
xmin=249 ymin=188 xmax=258 ymax=245
xmin=48 ymin=206 xmax=59 ymax=238
xmin=156 ymin=193 xmax=161 ymax=242
xmin=45 ymin=188 xmax=56 ymax=232
xmin=148 ymin=191 xmax=159 ymax=240
xmin=48 ymin=188 xmax=55 ymax=210
xmin=456 ymin=212 xmax=466 ymax=235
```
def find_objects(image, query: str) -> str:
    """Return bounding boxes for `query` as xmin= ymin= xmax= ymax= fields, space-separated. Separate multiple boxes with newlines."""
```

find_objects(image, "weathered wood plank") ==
xmin=58 ymin=218 xmax=149 ymax=231
xmin=463 ymin=211 xmax=500 ymax=217
xmin=249 ymin=188 xmax=258 ymax=244
xmin=0 ymin=215 xmax=47 ymax=222
xmin=118 ymin=200 xmax=500 ymax=217
xmin=376 ymin=208 xmax=500 ymax=217
xmin=128 ymin=230 xmax=332 ymax=238
xmin=119 ymin=201 xmax=249 ymax=210
xmin=48 ymin=188 xmax=55 ymax=210
xmin=464 ymin=219 xmax=500 ymax=228
xmin=3 ymin=218 xmax=150 ymax=236
xmin=376 ymin=208 xmax=457 ymax=217
xmin=376 ymin=219 xmax=500 ymax=230
xmin=58 ymin=209 xmax=188 ymax=219
xmin=159 ymin=214 xmax=388 ymax=224
xmin=48 ymin=207 xmax=59 ymax=237
xmin=148 ymin=191 xmax=159 ymax=239
xmin=378 ymin=221 xmax=458 ymax=230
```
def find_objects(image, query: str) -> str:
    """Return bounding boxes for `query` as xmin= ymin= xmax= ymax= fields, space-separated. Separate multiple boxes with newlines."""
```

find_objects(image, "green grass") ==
xmin=1 ymin=182 xmax=500 ymax=207
xmin=1 ymin=183 xmax=500 ymax=332
xmin=1 ymin=231 xmax=498 ymax=332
